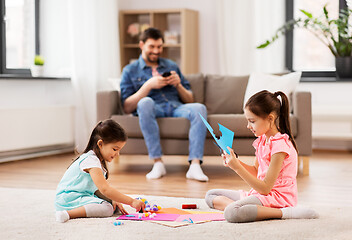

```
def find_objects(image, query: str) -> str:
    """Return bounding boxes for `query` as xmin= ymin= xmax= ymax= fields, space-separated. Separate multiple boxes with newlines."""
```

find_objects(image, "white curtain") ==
xmin=216 ymin=0 xmax=286 ymax=75
xmin=68 ymin=0 xmax=120 ymax=152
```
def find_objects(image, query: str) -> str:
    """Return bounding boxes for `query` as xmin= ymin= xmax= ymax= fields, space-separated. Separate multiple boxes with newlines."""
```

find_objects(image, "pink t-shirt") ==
xmin=152 ymin=67 xmax=160 ymax=77
xmin=241 ymin=132 xmax=298 ymax=208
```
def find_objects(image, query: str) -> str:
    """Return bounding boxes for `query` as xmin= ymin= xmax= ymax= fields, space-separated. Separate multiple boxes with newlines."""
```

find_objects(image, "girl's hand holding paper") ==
xmin=222 ymin=147 xmax=241 ymax=170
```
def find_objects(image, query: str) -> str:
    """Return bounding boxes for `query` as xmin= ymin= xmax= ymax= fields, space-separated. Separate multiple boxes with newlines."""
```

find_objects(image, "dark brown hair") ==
xmin=72 ymin=119 xmax=127 ymax=179
xmin=245 ymin=90 xmax=298 ymax=152
xmin=139 ymin=27 xmax=164 ymax=43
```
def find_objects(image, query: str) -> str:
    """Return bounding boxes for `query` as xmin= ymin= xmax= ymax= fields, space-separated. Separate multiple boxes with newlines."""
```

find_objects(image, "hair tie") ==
xmin=274 ymin=92 xmax=282 ymax=106
xmin=277 ymin=94 xmax=282 ymax=106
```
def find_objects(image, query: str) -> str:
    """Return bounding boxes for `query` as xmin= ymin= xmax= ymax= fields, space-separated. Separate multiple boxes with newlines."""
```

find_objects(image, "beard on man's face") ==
xmin=147 ymin=53 xmax=160 ymax=63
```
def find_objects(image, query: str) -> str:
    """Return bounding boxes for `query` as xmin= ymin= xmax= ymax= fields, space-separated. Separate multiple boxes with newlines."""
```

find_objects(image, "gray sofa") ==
xmin=97 ymin=73 xmax=312 ymax=175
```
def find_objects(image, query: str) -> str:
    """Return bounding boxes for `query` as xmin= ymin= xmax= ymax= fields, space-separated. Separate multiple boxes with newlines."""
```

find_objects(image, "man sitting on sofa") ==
xmin=120 ymin=27 xmax=208 ymax=182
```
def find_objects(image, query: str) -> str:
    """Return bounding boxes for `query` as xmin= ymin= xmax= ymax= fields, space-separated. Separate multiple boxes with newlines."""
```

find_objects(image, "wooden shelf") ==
xmin=119 ymin=9 xmax=199 ymax=74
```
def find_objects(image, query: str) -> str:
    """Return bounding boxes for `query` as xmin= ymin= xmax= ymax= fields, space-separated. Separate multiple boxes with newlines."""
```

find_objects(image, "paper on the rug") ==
xmin=117 ymin=209 xmax=224 ymax=223
xmin=116 ymin=213 xmax=180 ymax=221
xmin=175 ymin=213 xmax=225 ymax=222
xmin=186 ymin=210 xmax=224 ymax=214
xmin=150 ymin=220 xmax=210 ymax=228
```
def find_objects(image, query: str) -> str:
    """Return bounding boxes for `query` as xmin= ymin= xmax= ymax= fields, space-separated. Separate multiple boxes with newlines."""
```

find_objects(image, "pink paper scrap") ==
xmin=175 ymin=213 xmax=225 ymax=222
xmin=117 ymin=213 xmax=180 ymax=221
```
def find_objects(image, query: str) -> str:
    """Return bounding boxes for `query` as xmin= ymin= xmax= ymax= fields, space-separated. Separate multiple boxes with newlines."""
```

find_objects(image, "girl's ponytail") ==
xmin=274 ymin=91 xmax=297 ymax=152
xmin=83 ymin=121 xmax=102 ymax=154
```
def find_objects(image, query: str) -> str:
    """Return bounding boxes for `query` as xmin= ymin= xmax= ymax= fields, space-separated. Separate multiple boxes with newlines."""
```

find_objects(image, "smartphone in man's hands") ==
xmin=162 ymin=71 xmax=171 ymax=77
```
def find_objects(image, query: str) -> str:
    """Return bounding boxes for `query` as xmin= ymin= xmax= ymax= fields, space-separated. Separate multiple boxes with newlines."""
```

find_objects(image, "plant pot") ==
xmin=335 ymin=56 xmax=352 ymax=79
xmin=31 ymin=65 xmax=44 ymax=77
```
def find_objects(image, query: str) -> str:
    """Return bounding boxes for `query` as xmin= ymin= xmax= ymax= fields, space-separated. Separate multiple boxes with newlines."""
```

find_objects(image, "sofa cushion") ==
xmin=205 ymin=75 xmax=249 ymax=115
xmin=185 ymin=73 xmax=204 ymax=104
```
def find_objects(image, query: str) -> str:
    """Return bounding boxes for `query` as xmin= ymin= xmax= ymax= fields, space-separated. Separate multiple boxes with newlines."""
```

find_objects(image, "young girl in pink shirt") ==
xmin=205 ymin=90 xmax=318 ymax=223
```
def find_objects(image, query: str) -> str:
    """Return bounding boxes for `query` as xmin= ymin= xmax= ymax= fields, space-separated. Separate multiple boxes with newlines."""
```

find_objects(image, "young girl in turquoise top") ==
xmin=55 ymin=119 xmax=145 ymax=223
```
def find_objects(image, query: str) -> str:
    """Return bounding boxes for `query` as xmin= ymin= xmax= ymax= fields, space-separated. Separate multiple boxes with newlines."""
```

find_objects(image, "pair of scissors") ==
xmin=213 ymin=141 xmax=238 ymax=158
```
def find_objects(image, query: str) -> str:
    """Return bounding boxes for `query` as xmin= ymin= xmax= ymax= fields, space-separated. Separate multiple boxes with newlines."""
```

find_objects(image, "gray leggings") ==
xmin=84 ymin=201 xmax=114 ymax=218
xmin=205 ymin=189 xmax=263 ymax=223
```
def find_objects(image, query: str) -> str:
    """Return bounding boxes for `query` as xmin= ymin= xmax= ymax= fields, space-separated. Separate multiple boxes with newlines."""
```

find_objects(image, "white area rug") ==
xmin=1 ymin=187 xmax=351 ymax=240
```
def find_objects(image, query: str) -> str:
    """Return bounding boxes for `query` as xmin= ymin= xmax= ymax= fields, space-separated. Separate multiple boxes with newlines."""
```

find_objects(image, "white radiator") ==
xmin=0 ymin=105 xmax=75 ymax=158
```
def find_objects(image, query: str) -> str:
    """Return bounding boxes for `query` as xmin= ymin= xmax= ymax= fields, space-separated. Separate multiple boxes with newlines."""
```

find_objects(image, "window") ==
xmin=285 ymin=0 xmax=348 ymax=78
xmin=0 ymin=0 xmax=39 ymax=75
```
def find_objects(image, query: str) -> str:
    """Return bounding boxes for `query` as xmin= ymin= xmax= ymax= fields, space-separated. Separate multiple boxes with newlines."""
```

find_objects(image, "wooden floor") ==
xmin=0 ymin=150 xmax=352 ymax=207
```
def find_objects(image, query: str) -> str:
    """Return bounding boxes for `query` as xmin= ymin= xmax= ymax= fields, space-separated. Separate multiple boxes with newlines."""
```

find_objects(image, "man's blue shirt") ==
xmin=120 ymin=55 xmax=191 ymax=113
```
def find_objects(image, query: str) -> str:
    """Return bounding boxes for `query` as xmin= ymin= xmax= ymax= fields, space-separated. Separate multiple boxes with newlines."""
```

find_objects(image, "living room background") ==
xmin=0 ymin=0 xmax=351 ymax=162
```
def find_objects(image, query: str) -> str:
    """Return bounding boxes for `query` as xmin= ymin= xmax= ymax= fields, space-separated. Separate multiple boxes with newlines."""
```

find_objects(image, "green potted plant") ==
xmin=257 ymin=5 xmax=352 ymax=79
xmin=31 ymin=55 xmax=45 ymax=77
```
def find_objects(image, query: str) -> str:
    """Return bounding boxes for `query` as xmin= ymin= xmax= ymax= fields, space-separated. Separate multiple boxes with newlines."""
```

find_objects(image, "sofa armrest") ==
xmin=292 ymin=91 xmax=312 ymax=156
xmin=96 ymin=90 xmax=124 ymax=122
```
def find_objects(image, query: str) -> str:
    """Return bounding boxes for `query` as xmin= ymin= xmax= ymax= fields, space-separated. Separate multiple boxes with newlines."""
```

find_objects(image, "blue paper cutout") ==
xmin=199 ymin=113 xmax=234 ymax=154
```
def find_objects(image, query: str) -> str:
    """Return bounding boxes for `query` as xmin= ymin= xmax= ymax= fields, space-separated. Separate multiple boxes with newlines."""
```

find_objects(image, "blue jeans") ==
xmin=136 ymin=97 xmax=207 ymax=162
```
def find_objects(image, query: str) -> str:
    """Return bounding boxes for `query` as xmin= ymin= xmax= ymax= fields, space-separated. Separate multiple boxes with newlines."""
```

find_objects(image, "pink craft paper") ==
xmin=117 ymin=213 xmax=180 ymax=221
xmin=175 ymin=213 xmax=225 ymax=222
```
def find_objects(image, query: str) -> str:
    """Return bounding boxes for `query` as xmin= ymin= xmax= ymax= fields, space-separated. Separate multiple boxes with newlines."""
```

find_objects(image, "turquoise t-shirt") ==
xmin=55 ymin=151 xmax=105 ymax=211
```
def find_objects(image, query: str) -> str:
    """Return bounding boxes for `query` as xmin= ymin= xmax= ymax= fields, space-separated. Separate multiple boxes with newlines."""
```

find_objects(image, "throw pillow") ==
xmin=205 ymin=74 xmax=249 ymax=114
xmin=243 ymin=72 xmax=302 ymax=108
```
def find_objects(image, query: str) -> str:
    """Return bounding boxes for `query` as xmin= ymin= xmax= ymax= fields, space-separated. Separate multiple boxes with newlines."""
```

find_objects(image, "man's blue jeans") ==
xmin=136 ymin=97 xmax=207 ymax=162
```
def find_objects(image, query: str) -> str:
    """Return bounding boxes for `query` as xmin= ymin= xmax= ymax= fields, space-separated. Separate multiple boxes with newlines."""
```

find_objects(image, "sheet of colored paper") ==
xmin=185 ymin=210 xmax=224 ymax=214
xmin=157 ymin=207 xmax=190 ymax=215
xmin=175 ymin=213 xmax=225 ymax=222
xmin=116 ymin=213 xmax=180 ymax=221
xmin=199 ymin=113 xmax=234 ymax=154
xmin=150 ymin=220 xmax=210 ymax=228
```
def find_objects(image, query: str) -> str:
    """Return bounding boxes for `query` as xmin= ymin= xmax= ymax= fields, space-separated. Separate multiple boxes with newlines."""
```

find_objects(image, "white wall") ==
xmin=297 ymin=81 xmax=352 ymax=150
xmin=118 ymin=0 xmax=219 ymax=74
xmin=0 ymin=79 xmax=75 ymax=154
xmin=0 ymin=80 xmax=73 ymax=108
xmin=297 ymin=82 xmax=352 ymax=109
